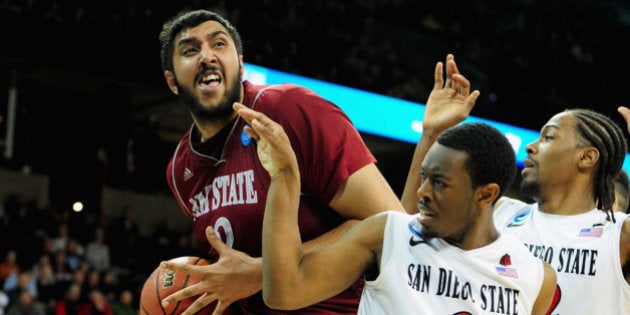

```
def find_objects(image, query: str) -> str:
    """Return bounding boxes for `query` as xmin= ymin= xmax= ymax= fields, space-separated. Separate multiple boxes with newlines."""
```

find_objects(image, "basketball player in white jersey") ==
xmin=401 ymin=97 xmax=630 ymax=313
xmin=492 ymin=107 xmax=630 ymax=314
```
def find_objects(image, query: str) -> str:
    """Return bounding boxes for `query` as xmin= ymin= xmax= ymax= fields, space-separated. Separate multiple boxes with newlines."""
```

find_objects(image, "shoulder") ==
xmin=169 ymin=128 xmax=193 ymax=158
xmin=620 ymin=216 xmax=630 ymax=261
xmin=250 ymin=83 xmax=317 ymax=103
xmin=364 ymin=210 xmax=399 ymax=227
xmin=351 ymin=211 xmax=394 ymax=251
xmin=360 ymin=211 xmax=409 ymax=236
xmin=250 ymin=83 xmax=334 ymax=114
xmin=495 ymin=196 xmax=529 ymax=212
xmin=380 ymin=210 xmax=415 ymax=225
xmin=493 ymin=197 xmax=534 ymax=226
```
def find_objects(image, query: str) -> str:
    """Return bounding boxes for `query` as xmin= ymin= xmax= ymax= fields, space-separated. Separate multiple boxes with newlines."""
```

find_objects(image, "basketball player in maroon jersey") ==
xmin=156 ymin=9 xmax=478 ymax=315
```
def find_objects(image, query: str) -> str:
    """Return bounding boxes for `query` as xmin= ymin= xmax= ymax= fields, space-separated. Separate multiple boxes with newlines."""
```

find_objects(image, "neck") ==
xmin=448 ymin=211 xmax=499 ymax=251
xmin=536 ymin=180 xmax=597 ymax=215
xmin=193 ymin=111 xmax=239 ymax=143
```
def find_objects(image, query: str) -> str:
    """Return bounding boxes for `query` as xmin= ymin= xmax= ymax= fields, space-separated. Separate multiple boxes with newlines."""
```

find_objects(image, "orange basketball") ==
xmin=139 ymin=256 xmax=211 ymax=315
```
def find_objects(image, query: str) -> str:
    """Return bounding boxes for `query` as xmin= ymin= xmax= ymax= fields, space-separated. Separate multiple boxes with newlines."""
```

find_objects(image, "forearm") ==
xmin=262 ymin=169 xmax=304 ymax=308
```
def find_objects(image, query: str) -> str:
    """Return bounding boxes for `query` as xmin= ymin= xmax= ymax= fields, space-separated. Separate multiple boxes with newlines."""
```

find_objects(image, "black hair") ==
xmin=159 ymin=9 xmax=243 ymax=73
xmin=437 ymin=122 xmax=516 ymax=201
xmin=568 ymin=109 xmax=628 ymax=221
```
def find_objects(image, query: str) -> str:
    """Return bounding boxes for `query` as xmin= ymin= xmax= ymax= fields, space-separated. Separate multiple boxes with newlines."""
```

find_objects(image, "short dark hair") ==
xmin=437 ymin=122 xmax=516 ymax=200
xmin=159 ymin=9 xmax=244 ymax=73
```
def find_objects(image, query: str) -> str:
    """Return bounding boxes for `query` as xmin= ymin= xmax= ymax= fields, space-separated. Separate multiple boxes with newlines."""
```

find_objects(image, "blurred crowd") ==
xmin=2 ymin=0 xmax=629 ymax=130
xmin=0 ymin=192 xmax=194 ymax=315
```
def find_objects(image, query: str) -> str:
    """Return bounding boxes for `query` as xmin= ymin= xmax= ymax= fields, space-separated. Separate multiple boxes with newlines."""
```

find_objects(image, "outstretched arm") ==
xmin=236 ymin=103 xmax=384 ymax=310
xmin=616 ymin=106 xmax=630 ymax=282
xmin=400 ymin=54 xmax=480 ymax=212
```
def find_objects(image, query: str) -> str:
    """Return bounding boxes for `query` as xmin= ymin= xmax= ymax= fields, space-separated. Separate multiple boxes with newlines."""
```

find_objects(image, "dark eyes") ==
xmin=180 ymin=40 xmax=226 ymax=56
xmin=182 ymin=47 xmax=199 ymax=55
xmin=420 ymin=172 xmax=444 ymax=188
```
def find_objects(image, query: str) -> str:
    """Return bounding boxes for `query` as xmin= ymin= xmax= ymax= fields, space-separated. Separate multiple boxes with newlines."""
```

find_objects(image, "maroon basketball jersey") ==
xmin=166 ymin=81 xmax=375 ymax=314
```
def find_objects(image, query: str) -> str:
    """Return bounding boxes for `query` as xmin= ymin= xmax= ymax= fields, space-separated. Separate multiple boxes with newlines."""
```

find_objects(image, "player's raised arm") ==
xmin=235 ymin=103 xmax=382 ymax=309
xmin=401 ymin=54 xmax=480 ymax=212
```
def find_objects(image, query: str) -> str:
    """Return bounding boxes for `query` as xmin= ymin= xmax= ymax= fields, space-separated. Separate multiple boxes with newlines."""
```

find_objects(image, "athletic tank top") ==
xmin=494 ymin=199 xmax=630 ymax=314
xmin=359 ymin=211 xmax=545 ymax=314
xmin=167 ymin=81 xmax=375 ymax=314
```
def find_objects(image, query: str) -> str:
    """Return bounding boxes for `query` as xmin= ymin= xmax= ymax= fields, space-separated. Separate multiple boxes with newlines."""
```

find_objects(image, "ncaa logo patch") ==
xmin=507 ymin=207 xmax=532 ymax=227
xmin=241 ymin=127 xmax=252 ymax=146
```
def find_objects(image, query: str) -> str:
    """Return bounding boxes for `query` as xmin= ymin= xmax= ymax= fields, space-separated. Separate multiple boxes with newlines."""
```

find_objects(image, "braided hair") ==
xmin=568 ymin=109 xmax=628 ymax=221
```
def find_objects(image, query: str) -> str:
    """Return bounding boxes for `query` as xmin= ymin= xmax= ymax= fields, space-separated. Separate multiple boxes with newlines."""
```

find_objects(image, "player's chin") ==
xmin=520 ymin=166 xmax=535 ymax=178
xmin=417 ymin=215 xmax=438 ymax=233
xmin=418 ymin=224 xmax=439 ymax=240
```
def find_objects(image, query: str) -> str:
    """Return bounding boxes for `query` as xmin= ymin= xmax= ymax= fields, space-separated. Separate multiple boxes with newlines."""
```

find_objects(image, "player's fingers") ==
xmin=464 ymin=90 xmax=481 ymax=112
xmin=618 ymin=106 xmax=630 ymax=125
xmin=452 ymin=73 xmax=471 ymax=95
xmin=433 ymin=61 xmax=444 ymax=90
xmin=159 ymin=261 xmax=207 ymax=278
xmin=233 ymin=102 xmax=249 ymax=119
xmin=445 ymin=54 xmax=458 ymax=78
xmin=212 ymin=300 xmax=230 ymax=315
xmin=243 ymin=126 xmax=260 ymax=141
xmin=250 ymin=118 xmax=272 ymax=137
xmin=233 ymin=102 xmax=266 ymax=125
xmin=234 ymin=104 xmax=283 ymax=140
xmin=446 ymin=53 xmax=455 ymax=64
xmin=180 ymin=293 xmax=216 ymax=315
xmin=206 ymin=226 xmax=231 ymax=255
xmin=250 ymin=118 xmax=288 ymax=147
xmin=161 ymin=282 xmax=206 ymax=306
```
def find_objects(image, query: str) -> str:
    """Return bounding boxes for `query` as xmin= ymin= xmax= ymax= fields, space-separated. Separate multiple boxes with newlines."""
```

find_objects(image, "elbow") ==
xmin=262 ymin=289 xmax=302 ymax=311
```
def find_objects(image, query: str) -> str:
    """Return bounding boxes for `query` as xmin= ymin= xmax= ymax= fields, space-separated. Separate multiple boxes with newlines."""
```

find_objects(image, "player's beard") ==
xmin=177 ymin=65 xmax=243 ymax=125
xmin=519 ymin=179 xmax=541 ymax=201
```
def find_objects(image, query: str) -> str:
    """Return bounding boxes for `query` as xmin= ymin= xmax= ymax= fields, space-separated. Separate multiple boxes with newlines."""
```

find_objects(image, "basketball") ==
xmin=139 ymin=256 xmax=211 ymax=315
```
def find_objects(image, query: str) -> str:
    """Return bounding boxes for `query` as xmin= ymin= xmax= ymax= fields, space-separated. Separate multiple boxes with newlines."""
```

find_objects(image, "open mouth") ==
xmin=198 ymin=71 xmax=221 ymax=88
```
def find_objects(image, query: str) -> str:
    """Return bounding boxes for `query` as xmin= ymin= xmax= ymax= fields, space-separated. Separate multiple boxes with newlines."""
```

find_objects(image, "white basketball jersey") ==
xmin=358 ymin=211 xmax=545 ymax=315
xmin=494 ymin=199 xmax=630 ymax=314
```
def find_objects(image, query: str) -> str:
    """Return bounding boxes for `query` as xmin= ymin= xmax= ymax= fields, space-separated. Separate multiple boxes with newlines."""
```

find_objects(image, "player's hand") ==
xmin=618 ymin=106 xmax=630 ymax=135
xmin=423 ymin=54 xmax=480 ymax=136
xmin=233 ymin=102 xmax=298 ymax=178
xmin=160 ymin=226 xmax=263 ymax=315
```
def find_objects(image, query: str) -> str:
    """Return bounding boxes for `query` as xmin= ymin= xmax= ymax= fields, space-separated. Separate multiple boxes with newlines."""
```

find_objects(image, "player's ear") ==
xmin=577 ymin=146 xmax=599 ymax=170
xmin=164 ymin=71 xmax=179 ymax=95
xmin=476 ymin=183 xmax=500 ymax=207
